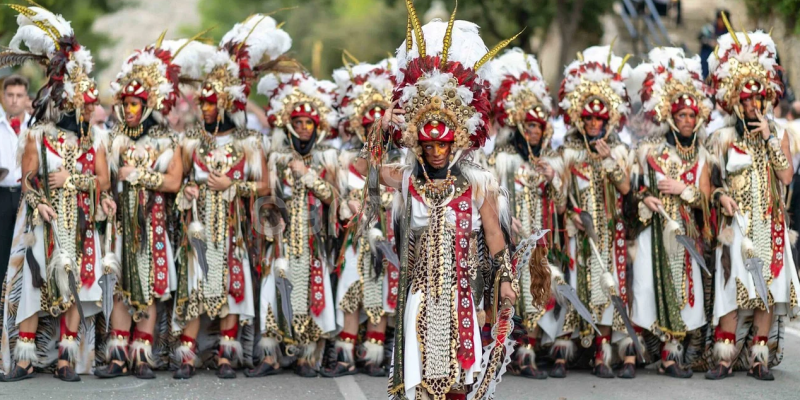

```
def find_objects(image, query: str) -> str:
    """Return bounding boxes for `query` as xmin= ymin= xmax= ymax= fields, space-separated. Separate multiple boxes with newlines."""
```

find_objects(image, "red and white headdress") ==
xmin=110 ymin=36 xmax=215 ymax=125
xmin=1 ymin=3 xmax=98 ymax=122
xmin=631 ymin=47 xmax=713 ymax=136
xmin=200 ymin=14 xmax=292 ymax=128
xmin=257 ymin=71 xmax=338 ymax=142
xmin=391 ymin=1 xmax=516 ymax=157
xmin=559 ymin=45 xmax=632 ymax=136
xmin=333 ymin=57 xmax=397 ymax=142
xmin=707 ymin=21 xmax=782 ymax=117
xmin=490 ymin=48 xmax=553 ymax=147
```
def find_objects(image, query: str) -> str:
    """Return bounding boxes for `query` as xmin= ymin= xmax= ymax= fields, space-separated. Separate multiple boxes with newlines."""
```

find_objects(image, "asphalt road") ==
xmin=2 ymin=322 xmax=799 ymax=400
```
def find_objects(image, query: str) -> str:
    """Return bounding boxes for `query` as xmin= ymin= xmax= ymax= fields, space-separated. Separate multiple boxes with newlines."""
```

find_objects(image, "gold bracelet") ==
xmin=607 ymin=164 xmax=626 ymax=185
xmin=680 ymin=185 xmax=701 ymax=206
xmin=494 ymin=248 xmax=519 ymax=296
xmin=67 ymin=174 xmax=96 ymax=192
xmin=235 ymin=180 xmax=257 ymax=197
xmin=140 ymin=170 xmax=164 ymax=190
xmin=767 ymin=137 xmax=790 ymax=171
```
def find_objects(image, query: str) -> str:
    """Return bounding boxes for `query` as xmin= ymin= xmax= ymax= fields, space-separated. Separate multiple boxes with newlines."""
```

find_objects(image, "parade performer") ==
xmin=174 ymin=15 xmax=287 ymax=379
xmin=353 ymin=4 xmax=551 ymax=398
xmin=488 ymin=48 xmax=565 ymax=379
xmin=93 ymin=36 xmax=215 ymax=379
xmin=557 ymin=45 xmax=637 ymax=378
xmin=250 ymin=70 xmax=340 ymax=378
xmin=705 ymin=21 xmax=800 ymax=381
xmin=0 ymin=3 xmax=113 ymax=382
xmin=628 ymin=47 xmax=712 ymax=378
xmin=323 ymin=57 xmax=398 ymax=377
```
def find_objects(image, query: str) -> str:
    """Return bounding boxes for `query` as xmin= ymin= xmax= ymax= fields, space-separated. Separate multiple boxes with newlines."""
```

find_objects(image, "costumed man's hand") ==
xmin=288 ymin=159 xmax=308 ymax=178
xmin=101 ymin=197 xmax=117 ymax=216
xmin=500 ymin=281 xmax=517 ymax=304
xmin=594 ymin=139 xmax=613 ymax=159
xmin=48 ymin=167 xmax=69 ymax=189
xmin=643 ymin=196 xmax=663 ymax=212
xmin=37 ymin=203 xmax=57 ymax=222
xmin=748 ymin=108 xmax=772 ymax=140
xmin=656 ymin=177 xmax=687 ymax=195
xmin=184 ymin=185 xmax=199 ymax=201
xmin=381 ymin=100 xmax=406 ymax=131
xmin=570 ymin=213 xmax=585 ymax=231
xmin=537 ymin=160 xmax=555 ymax=182
xmin=119 ymin=165 xmax=136 ymax=181
xmin=719 ymin=195 xmax=739 ymax=216
xmin=207 ymin=171 xmax=233 ymax=191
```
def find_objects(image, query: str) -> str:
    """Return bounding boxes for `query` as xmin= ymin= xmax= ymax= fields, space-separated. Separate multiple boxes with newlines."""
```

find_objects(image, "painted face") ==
xmin=741 ymin=95 xmax=764 ymax=120
xmin=291 ymin=116 xmax=316 ymax=141
xmin=522 ymin=121 xmax=543 ymax=146
xmin=582 ymin=115 xmax=606 ymax=137
xmin=673 ymin=108 xmax=697 ymax=138
xmin=82 ymin=102 xmax=96 ymax=123
xmin=421 ymin=140 xmax=452 ymax=169
xmin=122 ymin=96 xmax=143 ymax=128
xmin=201 ymin=100 xmax=219 ymax=125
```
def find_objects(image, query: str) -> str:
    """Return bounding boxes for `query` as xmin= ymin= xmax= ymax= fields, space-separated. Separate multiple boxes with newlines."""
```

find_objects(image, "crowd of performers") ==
xmin=0 ymin=1 xmax=797 ymax=398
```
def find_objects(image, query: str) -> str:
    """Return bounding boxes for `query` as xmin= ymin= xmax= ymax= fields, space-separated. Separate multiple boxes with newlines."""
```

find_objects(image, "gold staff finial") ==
xmin=405 ymin=0 xmax=425 ymax=57
xmin=440 ymin=0 xmax=458 ymax=66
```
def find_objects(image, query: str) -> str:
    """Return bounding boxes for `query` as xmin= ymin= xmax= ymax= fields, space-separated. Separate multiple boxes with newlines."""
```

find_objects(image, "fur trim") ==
xmin=273 ymin=257 xmax=288 ymax=275
xmin=174 ymin=343 xmax=196 ymax=365
xmin=749 ymin=342 xmax=769 ymax=365
xmin=515 ymin=342 xmax=535 ymax=365
xmin=47 ymin=248 xmax=71 ymax=301
xmin=662 ymin=340 xmax=682 ymax=362
xmin=334 ymin=340 xmax=355 ymax=364
xmin=13 ymin=338 xmax=37 ymax=363
xmin=713 ymin=340 xmax=737 ymax=363
xmin=718 ymin=226 xmax=734 ymax=246
xmin=104 ymin=335 xmax=129 ymax=362
xmin=788 ymin=229 xmax=798 ymax=246
xmin=300 ymin=341 xmax=317 ymax=361
xmin=367 ymin=228 xmax=385 ymax=251
xmin=362 ymin=340 xmax=384 ymax=366
xmin=130 ymin=339 xmax=154 ymax=367
xmin=188 ymin=221 xmax=204 ymax=239
xmin=102 ymin=250 xmax=121 ymax=281
xmin=219 ymin=336 xmax=243 ymax=365
xmin=600 ymin=271 xmax=616 ymax=297
xmin=741 ymin=237 xmax=754 ymax=259
xmin=617 ymin=335 xmax=644 ymax=360
xmin=59 ymin=336 xmax=79 ymax=363
xmin=596 ymin=340 xmax=612 ymax=368
xmin=258 ymin=336 xmax=280 ymax=357
xmin=551 ymin=338 xmax=575 ymax=361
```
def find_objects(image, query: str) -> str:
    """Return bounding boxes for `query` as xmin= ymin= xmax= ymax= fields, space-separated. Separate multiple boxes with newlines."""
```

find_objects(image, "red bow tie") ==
xmin=9 ymin=117 xmax=21 ymax=135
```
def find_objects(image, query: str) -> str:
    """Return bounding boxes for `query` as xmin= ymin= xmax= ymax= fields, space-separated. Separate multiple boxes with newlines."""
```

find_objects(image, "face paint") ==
xmin=123 ymin=97 xmax=143 ymax=127
xmin=292 ymin=117 xmax=316 ymax=141
xmin=422 ymin=141 xmax=452 ymax=169
xmin=201 ymin=100 xmax=219 ymax=125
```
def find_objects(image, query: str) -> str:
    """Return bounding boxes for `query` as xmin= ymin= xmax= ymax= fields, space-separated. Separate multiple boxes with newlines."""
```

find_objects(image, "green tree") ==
xmin=0 ymin=0 xmax=124 ymax=73
xmin=743 ymin=0 xmax=800 ymax=35
xmin=196 ymin=0 xmax=616 ymax=78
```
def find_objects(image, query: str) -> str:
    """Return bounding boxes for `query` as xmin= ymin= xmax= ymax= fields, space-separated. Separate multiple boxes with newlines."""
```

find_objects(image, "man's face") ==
xmin=2 ymin=84 xmax=27 ymax=117
xmin=673 ymin=108 xmax=697 ymax=138
xmin=522 ymin=121 xmax=543 ymax=146
xmin=122 ymin=96 xmax=144 ymax=127
xmin=582 ymin=115 xmax=606 ymax=137
xmin=741 ymin=95 xmax=763 ymax=120
xmin=201 ymin=100 xmax=219 ymax=125
xmin=291 ymin=116 xmax=315 ymax=141
xmin=82 ymin=102 xmax=96 ymax=123
xmin=421 ymin=140 xmax=452 ymax=169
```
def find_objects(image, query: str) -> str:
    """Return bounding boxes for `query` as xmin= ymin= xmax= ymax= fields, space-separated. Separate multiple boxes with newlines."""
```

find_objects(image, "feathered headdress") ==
xmin=257 ymin=71 xmax=338 ymax=142
xmin=559 ymin=45 xmax=632 ymax=136
xmin=391 ymin=0 xmax=518 ymax=157
xmin=332 ymin=56 xmax=398 ymax=142
xmin=632 ymin=47 xmax=713 ymax=136
xmin=1 ymin=1 xmax=98 ymax=123
xmin=707 ymin=13 xmax=782 ymax=117
xmin=110 ymin=32 xmax=216 ymax=126
xmin=199 ymin=13 xmax=294 ymax=128
xmin=490 ymin=48 xmax=553 ymax=147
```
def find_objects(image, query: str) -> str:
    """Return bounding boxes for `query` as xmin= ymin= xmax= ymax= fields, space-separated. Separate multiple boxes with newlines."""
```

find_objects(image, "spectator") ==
xmin=0 ymin=74 xmax=31 ymax=280
xmin=699 ymin=9 xmax=730 ymax=79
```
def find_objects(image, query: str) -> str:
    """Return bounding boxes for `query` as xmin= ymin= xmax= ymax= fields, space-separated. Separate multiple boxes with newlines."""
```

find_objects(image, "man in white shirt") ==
xmin=0 ymin=74 xmax=31 ymax=280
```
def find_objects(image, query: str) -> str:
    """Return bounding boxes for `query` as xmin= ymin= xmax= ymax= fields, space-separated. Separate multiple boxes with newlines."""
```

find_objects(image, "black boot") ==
xmin=1 ymin=364 xmax=35 ymax=382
